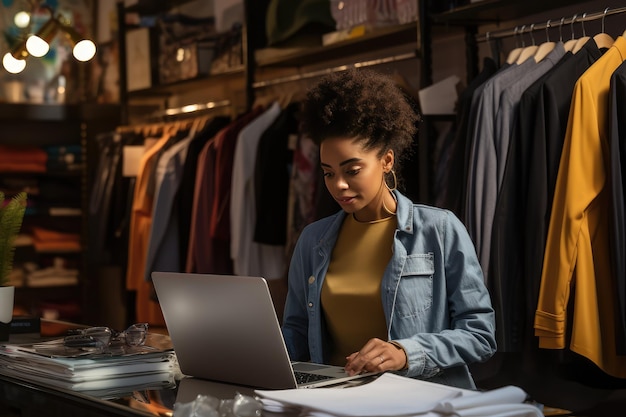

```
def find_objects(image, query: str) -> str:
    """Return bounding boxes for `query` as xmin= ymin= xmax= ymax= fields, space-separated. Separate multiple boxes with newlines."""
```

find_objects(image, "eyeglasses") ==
xmin=64 ymin=323 xmax=149 ymax=351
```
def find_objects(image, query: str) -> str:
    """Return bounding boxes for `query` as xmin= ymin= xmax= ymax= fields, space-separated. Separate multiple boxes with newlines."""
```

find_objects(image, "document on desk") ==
xmin=256 ymin=373 xmax=468 ymax=416
xmin=255 ymin=373 xmax=535 ymax=417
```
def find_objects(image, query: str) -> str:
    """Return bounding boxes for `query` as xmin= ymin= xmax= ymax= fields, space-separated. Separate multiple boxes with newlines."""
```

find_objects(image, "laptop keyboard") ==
xmin=294 ymin=371 xmax=334 ymax=385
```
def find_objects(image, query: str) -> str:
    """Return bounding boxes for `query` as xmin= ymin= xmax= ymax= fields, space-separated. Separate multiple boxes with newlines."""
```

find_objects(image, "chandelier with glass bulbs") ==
xmin=2 ymin=5 xmax=96 ymax=74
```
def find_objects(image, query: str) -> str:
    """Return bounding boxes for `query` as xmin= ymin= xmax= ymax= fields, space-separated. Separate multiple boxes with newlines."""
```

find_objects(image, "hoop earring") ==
xmin=385 ymin=170 xmax=397 ymax=192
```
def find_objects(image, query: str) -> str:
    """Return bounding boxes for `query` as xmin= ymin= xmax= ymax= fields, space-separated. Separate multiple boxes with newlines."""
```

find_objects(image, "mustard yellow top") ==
xmin=321 ymin=213 xmax=395 ymax=365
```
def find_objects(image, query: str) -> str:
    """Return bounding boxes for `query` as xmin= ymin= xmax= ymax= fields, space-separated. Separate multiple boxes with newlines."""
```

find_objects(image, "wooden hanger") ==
xmin=593 ymin=32 xmax=614 ymax=50
xmin=533 ymin=20 xmax=556 ymax=62
xmin=392 ymin=70 xmax=419 ymax=101
xmin=252 ymin=88 xmax=275 ymax=109
xmin=563 ymin=14 xmax=579 ymax=52
xmin=592 ymin=8 xmax=615 ymax=51
xmin=505 ymin=27 xmax=523 ymax=64
xmin=516 ymin=25 xmax=539 ymax=64
xmin=278 ymin=84 xmax=295 ymax=108
xmin=572 ymin=13 xmax=590 ymax=54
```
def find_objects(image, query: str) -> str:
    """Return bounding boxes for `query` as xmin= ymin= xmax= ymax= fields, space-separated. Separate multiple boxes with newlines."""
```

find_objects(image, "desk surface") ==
xmin=0 ymin=319 xmax=266 ymax=417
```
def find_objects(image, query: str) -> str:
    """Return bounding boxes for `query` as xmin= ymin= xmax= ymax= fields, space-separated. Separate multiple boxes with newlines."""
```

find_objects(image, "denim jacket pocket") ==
xmin=396 ymin=253 xmax=434 ymax=318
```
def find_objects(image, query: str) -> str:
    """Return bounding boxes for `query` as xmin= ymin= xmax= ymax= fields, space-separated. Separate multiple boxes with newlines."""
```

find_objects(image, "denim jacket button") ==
xmin=308 ymin=302 xmax=314 ymax=308
xmin=308 ymin=276 xmax=315 ymax=284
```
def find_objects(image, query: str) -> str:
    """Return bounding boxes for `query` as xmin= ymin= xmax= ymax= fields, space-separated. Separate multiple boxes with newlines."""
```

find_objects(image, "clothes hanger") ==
xmin=392 ymin=70 xmax=419 ymax=101
xmin=505 ymin=27 xmax=523 ymax=64
xmin=563 ymin=14 xmax=579 ymax=52
xmin=592 ymin=8 xmax=615 ymax=50
xmin=516 ymin=24 xmax=539 ymax=64
xmin=277 ymin=83 xmax=295 ymax=108
xmin=572 ymin=13 xmax=590 ymax=54
xmin=252 ymin=90 xmax=273 ymax=109
xmin=533 ymin=20 xmax=556 ymax=62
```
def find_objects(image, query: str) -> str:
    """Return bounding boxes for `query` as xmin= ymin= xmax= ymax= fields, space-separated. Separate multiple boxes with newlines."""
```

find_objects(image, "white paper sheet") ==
xmin=256 ymin=373 xmax=538 ymax=417
xmin=256 ymin=373 xmax=471 ymax=416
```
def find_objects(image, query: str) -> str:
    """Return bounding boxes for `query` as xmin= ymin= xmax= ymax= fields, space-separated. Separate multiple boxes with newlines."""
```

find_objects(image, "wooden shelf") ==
xmin=124 ymin=0 xmax=195 ymax=15
xmin=0 ymin=103 xmax=120 ymax=122
xmin=431 ymin=0 xmax=591 ymax=25
xmin=127 ymin=66 xmax=245 ymax=98
xmin=255 ymin=22 xmax=419 ymax=68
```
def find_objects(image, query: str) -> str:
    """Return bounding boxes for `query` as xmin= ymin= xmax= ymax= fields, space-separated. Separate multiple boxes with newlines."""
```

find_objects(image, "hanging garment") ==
xmin=534 ymin=36 xmax=626 ymax=379
xmin=484 ymin=42 xmax=565 ymax=351
xmin=230 ymin=102 xmax=282 ymax=277
xmin=608 ymin=60 xmax=626 ymax=355
xmin=176 ymin=116 xmax=231 ymax=270
xmin=489 ymin=46 xmax=571 ymax=352
xmin=144 ymin=130 xmax=195 ymax=283
xmin=186 ymin=135 xmax=220 ymax=273
xmin=254 ymin=102 xmax=299 ymax=246
xmin=523 ymin=39 xmax=604 ymax=342
xmin=465 ymin=58 xmax=535 ymax=282
xmin=187 ymin=108 xmax=264 ymax=274
xmin=440 ymin=57 xmax=498 ymax=218
xmin=88 ymin=132 xmax=123 ymax=267
xmin=125 ymin=133 xmax=172 ymax=326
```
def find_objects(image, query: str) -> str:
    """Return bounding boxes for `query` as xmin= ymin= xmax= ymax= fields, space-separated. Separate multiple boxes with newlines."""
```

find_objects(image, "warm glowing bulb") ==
xmin=2 ymin=52 xmax=26 ymax=73
xmin=26 ymin=35 xmax=50 ymax=57
xmin=14 ymin=11 xmax=31 ymax=28
xmin=72 ymin=39 xmax=96 ymax=61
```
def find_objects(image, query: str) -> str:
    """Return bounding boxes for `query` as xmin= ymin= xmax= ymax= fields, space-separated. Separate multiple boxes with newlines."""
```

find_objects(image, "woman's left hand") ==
xmin=344 ymin=338 xmax=408 ymax=376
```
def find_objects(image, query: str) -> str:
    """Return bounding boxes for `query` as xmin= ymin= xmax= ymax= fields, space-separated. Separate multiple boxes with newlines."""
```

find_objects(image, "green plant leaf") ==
xmin=0 ymin=191 xmax=27 ymax=286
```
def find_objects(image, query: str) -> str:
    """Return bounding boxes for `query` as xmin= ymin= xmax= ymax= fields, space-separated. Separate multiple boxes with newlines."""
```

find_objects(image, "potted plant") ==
xmin=0 ymin=191 xmax=27 ymax=341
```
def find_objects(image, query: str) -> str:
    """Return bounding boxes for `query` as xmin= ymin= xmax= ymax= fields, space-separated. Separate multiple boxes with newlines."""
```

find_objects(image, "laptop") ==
xmin=151 ymin=271 xmax=375 ymax=389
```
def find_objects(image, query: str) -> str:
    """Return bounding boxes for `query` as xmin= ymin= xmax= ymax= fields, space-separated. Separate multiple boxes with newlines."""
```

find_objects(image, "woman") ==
xmin=281 ymin=69 xmax=497 ymax=389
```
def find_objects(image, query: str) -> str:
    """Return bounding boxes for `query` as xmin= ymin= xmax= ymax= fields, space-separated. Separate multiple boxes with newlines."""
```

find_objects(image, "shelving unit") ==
xmin=117 ymin=0 xmax=246 ymax=124
xmin=0 ymin=103 xmax=120 ymax=322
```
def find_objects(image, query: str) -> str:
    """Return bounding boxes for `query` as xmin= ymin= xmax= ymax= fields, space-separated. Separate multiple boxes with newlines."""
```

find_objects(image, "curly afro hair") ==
xmin=300 ymin=68 xmax=419 ymax=169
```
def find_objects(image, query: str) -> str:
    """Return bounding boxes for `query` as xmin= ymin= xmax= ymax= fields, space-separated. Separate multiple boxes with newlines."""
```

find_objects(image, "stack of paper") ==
xmin=255 ymin=373 xmax=543 ymax=417
xmin=0 ymin=337 xmax=179 ymax=398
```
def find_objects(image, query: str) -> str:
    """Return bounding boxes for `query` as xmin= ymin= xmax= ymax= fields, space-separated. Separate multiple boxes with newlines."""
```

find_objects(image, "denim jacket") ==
xmin=281 ymin=191 xmax=497 ymax=389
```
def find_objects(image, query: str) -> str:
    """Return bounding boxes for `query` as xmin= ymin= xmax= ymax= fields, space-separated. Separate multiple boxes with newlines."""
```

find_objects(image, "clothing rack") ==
xmin=251 ymin=51 xmax=418 ymax=89
xmin=143 ymin=99 xmax=232 ymax=121
xmin=475 ymin=6 xmax=626 ymax=42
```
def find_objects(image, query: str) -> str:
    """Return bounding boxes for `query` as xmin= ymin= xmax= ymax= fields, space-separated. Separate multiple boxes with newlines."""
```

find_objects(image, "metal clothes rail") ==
xmin=155 ymin=99 xmax=232 ymax=119
xmin=476 ymin=6 xmax=626 ymax=42
xmin=251 ymin=51 xmax=418 ymax=89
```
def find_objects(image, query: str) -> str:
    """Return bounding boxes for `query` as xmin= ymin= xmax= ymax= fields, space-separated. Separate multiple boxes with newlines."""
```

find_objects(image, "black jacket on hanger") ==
xmin=522 ymin=39 xmax=604 ymax=329
xmin=253 ymin=102 xmax=299 ymax=246
xmin=88 ymin=130 xmax=143 ymax=268
xmin=608 ymin=60 xmax=626 ymax=354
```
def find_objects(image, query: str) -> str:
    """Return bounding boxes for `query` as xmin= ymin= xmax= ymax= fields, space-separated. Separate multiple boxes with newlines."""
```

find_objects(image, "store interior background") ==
xmin=2 ymin=0 xmax=626 ymax=415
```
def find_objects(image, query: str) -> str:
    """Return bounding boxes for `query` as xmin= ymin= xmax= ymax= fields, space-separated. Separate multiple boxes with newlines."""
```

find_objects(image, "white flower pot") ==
xmin=0 ymin=286 xmax=14 ymax=341
xmin=0 ymin=285 xmax=14 ymax=324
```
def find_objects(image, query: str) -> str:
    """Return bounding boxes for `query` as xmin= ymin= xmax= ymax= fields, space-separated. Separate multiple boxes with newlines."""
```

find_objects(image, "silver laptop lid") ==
xmin=152 ymin=272 xmax=298 ymax=389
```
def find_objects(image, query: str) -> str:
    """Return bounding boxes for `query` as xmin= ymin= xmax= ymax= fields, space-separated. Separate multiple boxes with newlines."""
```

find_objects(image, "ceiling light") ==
xmin=14 ymin=11 xmax=31 ymax=28
xmin=25 ymin=17 xmax=60 ymax=57
xmin=2 ymin=52 xmax=26 ymax=74
xmin=2 ymin=7 xmax=97 ymax=75
xmin=59 ymin=24 xmax=96 ymax=62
